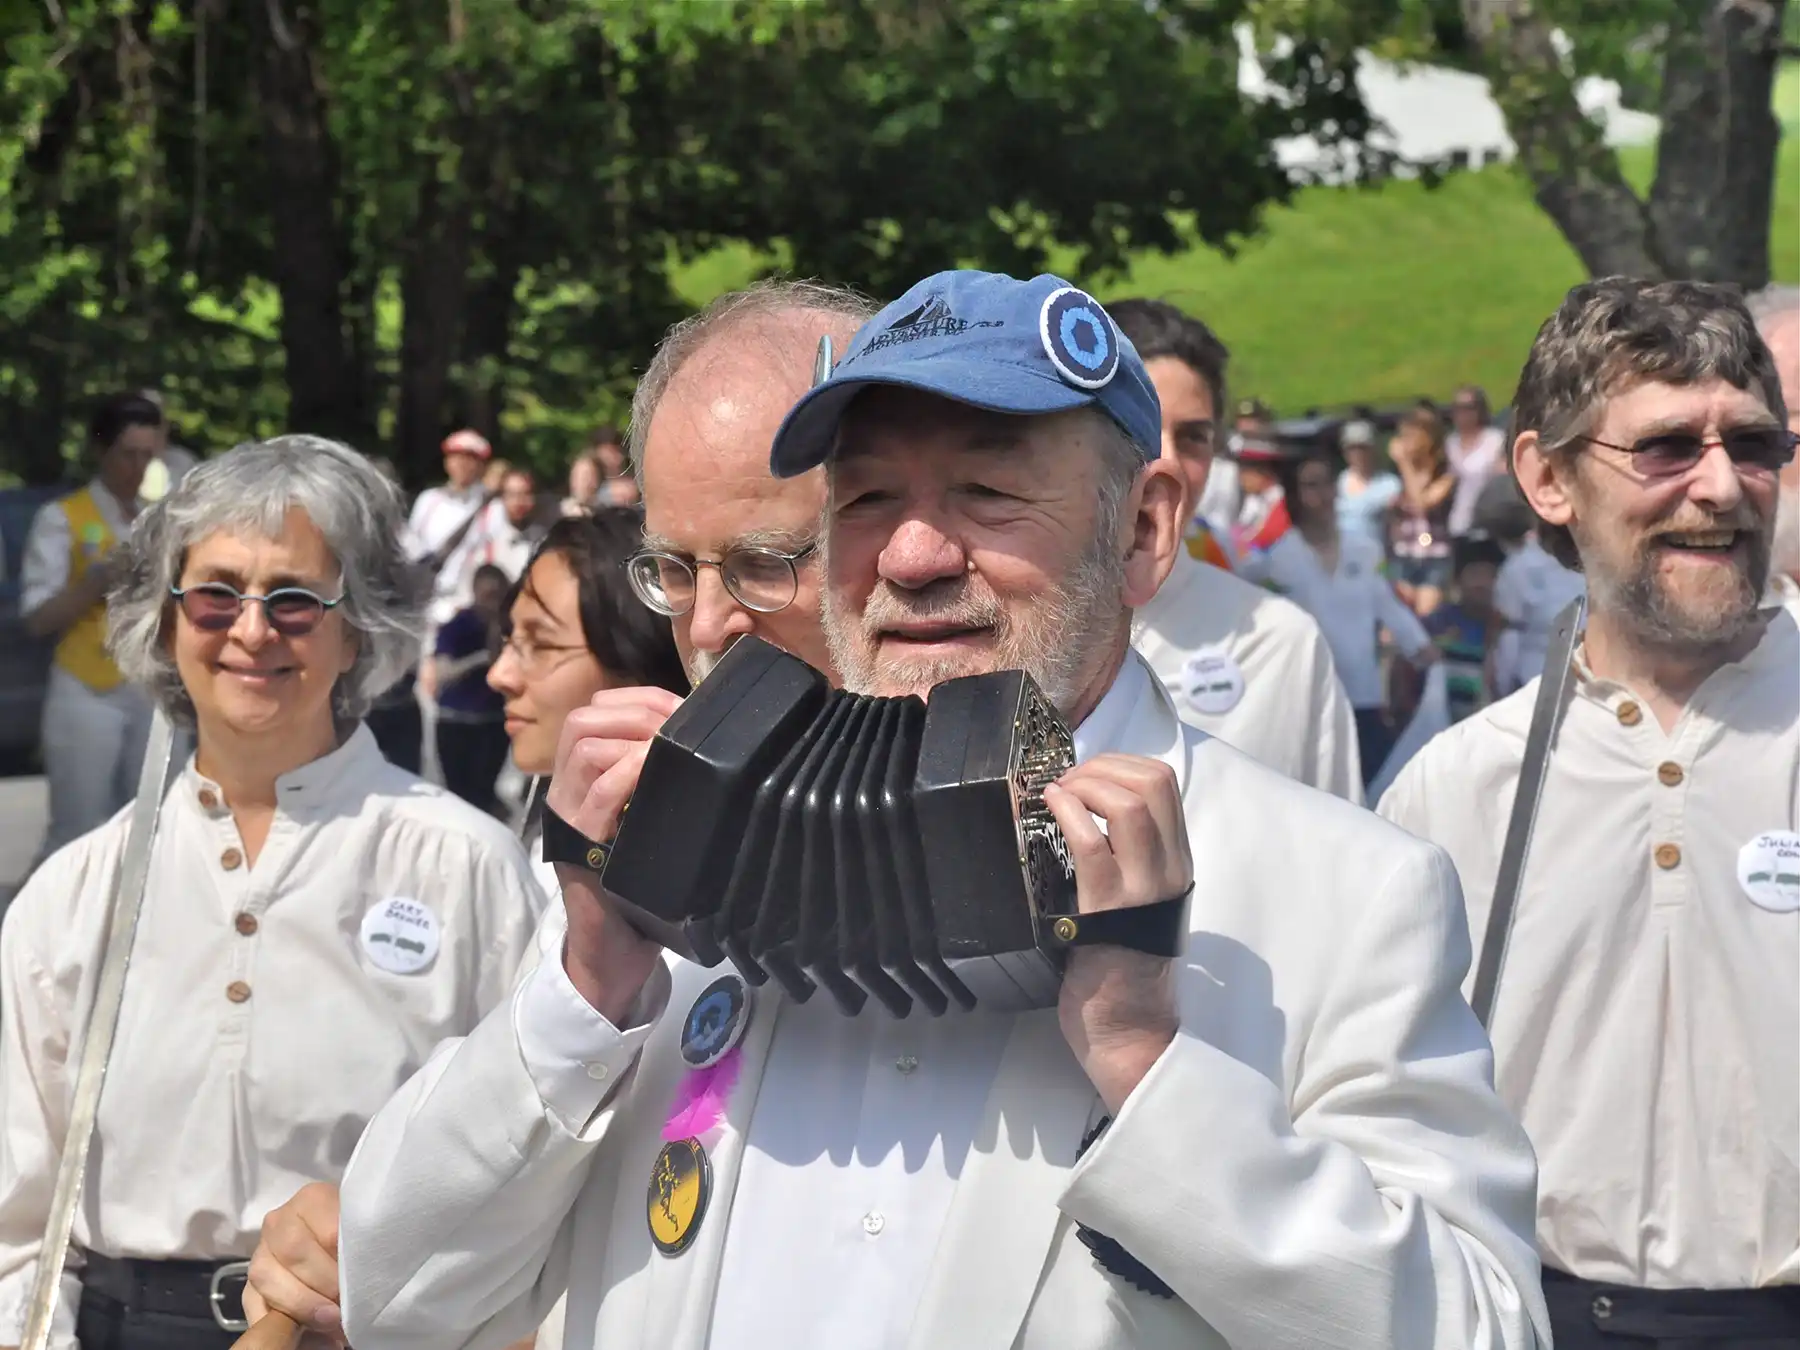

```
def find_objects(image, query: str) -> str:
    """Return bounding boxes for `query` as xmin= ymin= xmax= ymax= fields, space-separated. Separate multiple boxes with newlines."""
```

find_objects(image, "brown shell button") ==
xmin=1657 ymin=761 xmax=1684 ymax=787
xmin=1654 ymin=842 xmax=1682 ymax=870
xmin=1616 ymin=701 xmax=1643 ymax=727
xmin=198 ymin=789 xmax=218 ymax=810
xmin=220 ymin=847 xmax=244 ymax=871
xmin=234 ymin=912 xmax=259 ymax=936
xmin=225 ymin=980 xmax=252 ymax=1003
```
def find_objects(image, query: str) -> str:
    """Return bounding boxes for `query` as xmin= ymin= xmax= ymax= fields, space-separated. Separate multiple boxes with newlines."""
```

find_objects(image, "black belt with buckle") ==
xmin=80 ymin=1251 xmax=252 ymax=1332
xmin=1543 ymin=1267 xmax=1800 ymax=1340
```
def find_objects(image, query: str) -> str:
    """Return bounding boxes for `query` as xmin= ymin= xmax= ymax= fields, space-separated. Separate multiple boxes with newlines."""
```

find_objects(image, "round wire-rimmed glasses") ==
xmin=169 ymin=582 xmax=345 ymax=637
xmin=626 ymin=542 xmax=817 ymax=616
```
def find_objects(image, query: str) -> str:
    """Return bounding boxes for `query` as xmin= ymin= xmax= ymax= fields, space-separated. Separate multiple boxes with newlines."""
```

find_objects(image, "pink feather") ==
xmin=662 ymin=1046 xmax=743 ymax=1141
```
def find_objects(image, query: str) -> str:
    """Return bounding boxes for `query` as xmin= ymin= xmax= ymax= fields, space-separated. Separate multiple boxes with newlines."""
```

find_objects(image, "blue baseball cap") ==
xmin=768 ymin=270 xmax=1161 ymax=478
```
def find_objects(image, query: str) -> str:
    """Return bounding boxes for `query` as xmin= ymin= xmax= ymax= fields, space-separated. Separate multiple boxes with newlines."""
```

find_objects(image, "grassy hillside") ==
xmin=676 ymin=63 xmax=1800 ymax=416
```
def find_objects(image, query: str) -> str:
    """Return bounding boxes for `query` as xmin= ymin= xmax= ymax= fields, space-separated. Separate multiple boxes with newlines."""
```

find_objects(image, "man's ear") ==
xmin=1122 ymin=458 xmax=1184 ymax=609
xmin=1514 ymin=430 xmax=1575 ymax=531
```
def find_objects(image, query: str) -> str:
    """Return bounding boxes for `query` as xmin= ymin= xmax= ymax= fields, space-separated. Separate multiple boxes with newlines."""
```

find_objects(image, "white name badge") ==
xmin=1180 ymin=647 xmax=1246 ymax=716
xmin=1737 ymin=831 xmax=1800 ymax=914
xmin=360 ymin=896 xmax=442 ymax=974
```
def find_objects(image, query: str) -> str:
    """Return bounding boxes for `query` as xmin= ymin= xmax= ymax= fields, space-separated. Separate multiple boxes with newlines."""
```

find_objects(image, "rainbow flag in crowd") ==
xmin=1185 ymin=520 xmax=1236 ymax=572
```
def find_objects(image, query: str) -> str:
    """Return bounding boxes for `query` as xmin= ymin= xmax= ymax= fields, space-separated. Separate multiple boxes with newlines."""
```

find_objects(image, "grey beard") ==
xmin=1587 ymin=532 xmax=1771 ymax=655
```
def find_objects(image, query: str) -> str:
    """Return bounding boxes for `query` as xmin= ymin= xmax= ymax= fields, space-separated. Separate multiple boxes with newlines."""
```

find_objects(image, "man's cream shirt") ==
xmin=1135 ymin=550 xmax=1363 ymax=801
xmin=1380 ymin=608 xmax=1800 ymax=1289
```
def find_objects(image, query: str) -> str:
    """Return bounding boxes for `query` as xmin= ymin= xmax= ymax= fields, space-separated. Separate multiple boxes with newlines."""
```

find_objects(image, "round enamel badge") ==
xmin=680 ymin=974 xmax=752 ymax=1069
xmin=648 ymin=1137 xmax=712 ymax=1256
xmin=1040 ymin=287 xmax=1119 ymax=390
xmin=1179 ymin=647 xmax=1246 ymax=716
xmin=1737 ymin=830 xmax=1800 ymax=913
xmin=359 ymin=897 xmax=442 ymax=975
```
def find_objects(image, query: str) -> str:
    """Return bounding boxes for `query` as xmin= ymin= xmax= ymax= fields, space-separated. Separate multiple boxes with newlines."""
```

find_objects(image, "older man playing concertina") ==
xmin=335 ymin=270 xmax=1548 ymax=1350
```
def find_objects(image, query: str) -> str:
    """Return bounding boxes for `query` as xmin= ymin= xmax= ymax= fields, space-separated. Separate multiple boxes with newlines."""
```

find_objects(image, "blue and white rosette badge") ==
xmin=1040 ymin=286 xmax=1120 ymax=390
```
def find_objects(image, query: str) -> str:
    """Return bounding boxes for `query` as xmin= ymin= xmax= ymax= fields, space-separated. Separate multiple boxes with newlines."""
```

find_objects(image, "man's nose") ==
xmin=878 ymin=514 xmax=968 ymax=590
xmin=685 ymin=566 xmax=755 ymax=655
xmin=1688 ymin=440 xmax=1747 ymax=514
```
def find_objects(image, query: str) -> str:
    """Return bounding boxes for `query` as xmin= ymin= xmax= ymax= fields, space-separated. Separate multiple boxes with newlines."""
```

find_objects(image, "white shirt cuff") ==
xmin=512 ymin=943 xmax=670 ymax=1133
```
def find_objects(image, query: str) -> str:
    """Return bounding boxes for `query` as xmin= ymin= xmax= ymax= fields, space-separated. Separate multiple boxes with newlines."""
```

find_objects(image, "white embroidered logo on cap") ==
xmin=1040 ymin=286 xmax=1119 ymax=390
xmin=1737 ymin=831 xmax=1800 ymax=914
xmin=360 ymin=896 xmax=442 ymax=974
xmin=1179 ymin=647 xmax=1246 ymax=716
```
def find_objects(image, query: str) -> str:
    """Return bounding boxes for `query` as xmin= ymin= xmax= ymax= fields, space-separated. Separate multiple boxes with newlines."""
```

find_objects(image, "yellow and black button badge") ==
xmin=647 ymin=1137 xmax=711 ymax=1255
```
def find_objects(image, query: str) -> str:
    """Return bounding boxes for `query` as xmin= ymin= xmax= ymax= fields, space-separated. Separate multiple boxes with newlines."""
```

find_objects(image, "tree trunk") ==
xmin=1461 ymin=0 xmax=1663 ymax=278
xmin=1462 ymin=0 xmax=1789 ymax=288
xmin=1647 ymin=0 xmax=1786 ymax=286
xmin=395 ymin=174 xmax=474 ymax=486
xmin=243 ymin=0 xmax=367 ymax=446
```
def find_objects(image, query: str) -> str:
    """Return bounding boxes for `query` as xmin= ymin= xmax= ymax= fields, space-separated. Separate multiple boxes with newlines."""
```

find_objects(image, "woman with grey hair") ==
xmin=0 ymin=436 xmax=546 ymax=1350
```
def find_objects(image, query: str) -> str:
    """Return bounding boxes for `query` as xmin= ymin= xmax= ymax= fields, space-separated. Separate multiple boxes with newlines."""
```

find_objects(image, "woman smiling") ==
xmin=489 ymin=509 xmax=688 ymax=892
xmin=0 ymin=436 xmax=545 ymax=1350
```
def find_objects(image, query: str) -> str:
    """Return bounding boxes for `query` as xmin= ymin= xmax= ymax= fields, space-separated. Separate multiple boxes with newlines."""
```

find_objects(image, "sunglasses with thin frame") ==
xmin=170 ymin=582 xmax=345 ymax=637
xmin=1577 ymin=427 xmax=1797 ymax=477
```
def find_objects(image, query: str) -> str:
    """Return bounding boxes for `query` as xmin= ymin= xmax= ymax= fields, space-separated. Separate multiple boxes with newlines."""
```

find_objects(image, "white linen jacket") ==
xmin=339 ymin=656 xmax=1549 ymax=1350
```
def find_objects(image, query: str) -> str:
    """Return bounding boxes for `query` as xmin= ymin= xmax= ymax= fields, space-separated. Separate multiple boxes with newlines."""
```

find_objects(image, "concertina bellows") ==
xmin=545 ymin=636 xmax=1193 ymax=1014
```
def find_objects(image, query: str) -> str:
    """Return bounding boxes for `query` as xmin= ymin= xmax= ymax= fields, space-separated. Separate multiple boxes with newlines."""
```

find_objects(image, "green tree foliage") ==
xmin=0 ymin=0 xmax=1374 ymax=486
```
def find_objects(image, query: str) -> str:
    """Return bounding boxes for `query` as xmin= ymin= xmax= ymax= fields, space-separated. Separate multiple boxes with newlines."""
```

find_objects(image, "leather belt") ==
xmin=79 ymin=1252 xmax=251 ymax=1332
xmin=1543 ymin=1267 xmax=1800 ymax=1339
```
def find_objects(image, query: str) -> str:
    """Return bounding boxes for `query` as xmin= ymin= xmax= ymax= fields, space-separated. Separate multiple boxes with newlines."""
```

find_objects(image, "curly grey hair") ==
xmin=1510 ymin=277 xmax=1787 ymax=569
xmin=628 ymin=279 xmax=879 ymax=494
xmin=108 ymin=434 xmax=426 ymax=726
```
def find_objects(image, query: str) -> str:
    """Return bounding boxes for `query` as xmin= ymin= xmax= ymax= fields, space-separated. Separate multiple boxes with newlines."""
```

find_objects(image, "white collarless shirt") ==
xmin=0 ymin=726 xmax=548 ymax=1348
xmin=513 ymin=660 xmax=1155 ymax=1350
xmin=1237 ymin=531 xmax=1432 ymax=709
xmin=1379 ymin=610 xmax=1800 ymax=1289
xmin=1134 ymin=551 xmax=1362 ymax=801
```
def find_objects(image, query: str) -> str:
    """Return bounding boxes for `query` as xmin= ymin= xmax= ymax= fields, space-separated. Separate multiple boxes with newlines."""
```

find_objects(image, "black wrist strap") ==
xmin=540 ymin=805 xmax=613 ymax=873
xmin=1045 ymin=885 xmax=1192 ymax=959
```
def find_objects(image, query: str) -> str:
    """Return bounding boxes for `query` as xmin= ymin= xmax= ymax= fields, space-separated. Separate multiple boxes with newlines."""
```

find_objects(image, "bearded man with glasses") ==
xmin=1381 ymin=277 xmax=1800 ymax=1350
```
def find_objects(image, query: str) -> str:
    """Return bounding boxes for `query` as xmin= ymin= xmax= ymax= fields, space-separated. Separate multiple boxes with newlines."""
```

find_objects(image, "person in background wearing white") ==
xmin=1240 ymin=446 xmax=1438 ymax=789
xmin=1748 ymin=286 xmax=1799 ymax=609
xmin=407 ymin=428 xmax=498 ymax=638
xmin=1334 ymin=417 xmax=1401 ymax=549
xmin=561 ymin=454 xmax=602 ymax=517
xmin=1446 ymin=385 xmax=1506 ymax=537
xmin=474 ymin=465 xmax=544 ymax=582
xmin=0 ymin=436 xmax=545 ymax=1350
xmin=1109 ymin=298 xmax=1363 ymax=800
xmin=1380 ymin=276 xmax=1800 ymax=1350
xmin=20 ymin=392 xmax=162 ymax=866
xmin=1486 ymin=490 xmax=1587 ymax=698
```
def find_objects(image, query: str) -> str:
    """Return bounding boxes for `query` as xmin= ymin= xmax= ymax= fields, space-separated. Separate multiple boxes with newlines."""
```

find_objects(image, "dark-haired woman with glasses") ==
xmin=491 ymin=511 xmax=688 ymax=888
xmin=0 ymin=435 xmax=546 ymax=1350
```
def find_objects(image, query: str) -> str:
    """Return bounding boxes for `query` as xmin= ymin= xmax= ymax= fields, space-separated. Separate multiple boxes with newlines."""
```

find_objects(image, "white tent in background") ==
xmin=1234 ymin=25 xmax=1661 ymax=183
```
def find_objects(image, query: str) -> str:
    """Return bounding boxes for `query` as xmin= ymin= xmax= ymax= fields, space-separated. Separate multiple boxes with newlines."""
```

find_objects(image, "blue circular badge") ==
xmin=680 ymin=974 xmax=752 ymax=1069
xmin=1039 ymin=287 xmax=1119 ymax=390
